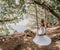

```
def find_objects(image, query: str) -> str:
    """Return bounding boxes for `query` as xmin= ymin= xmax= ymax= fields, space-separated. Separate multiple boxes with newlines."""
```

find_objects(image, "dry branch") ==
xmin=34 ymin=1 xmax=60 ymax=20
xmin=0 ymin=28 xmax=60 ymax=50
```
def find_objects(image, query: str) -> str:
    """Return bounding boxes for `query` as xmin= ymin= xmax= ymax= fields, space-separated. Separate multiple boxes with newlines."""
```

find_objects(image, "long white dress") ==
xmin=33 ymin=26 xmax=51 ymax=46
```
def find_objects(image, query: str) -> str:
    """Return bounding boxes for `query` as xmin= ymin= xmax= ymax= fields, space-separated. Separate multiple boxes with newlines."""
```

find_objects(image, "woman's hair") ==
xmin=40 ymin=19 xmax=45 ymax=27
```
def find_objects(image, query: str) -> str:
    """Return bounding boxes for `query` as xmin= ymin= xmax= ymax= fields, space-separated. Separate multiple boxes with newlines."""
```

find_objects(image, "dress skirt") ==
xmin=33 ymin=35 xmax=51 ymax=46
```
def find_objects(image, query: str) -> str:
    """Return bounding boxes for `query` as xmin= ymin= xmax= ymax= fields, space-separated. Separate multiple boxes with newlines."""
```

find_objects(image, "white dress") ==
xmin=33 ymin=26 xmax=51 ymax=46
xmin=38 ymin=26 xmax=45 ymax=35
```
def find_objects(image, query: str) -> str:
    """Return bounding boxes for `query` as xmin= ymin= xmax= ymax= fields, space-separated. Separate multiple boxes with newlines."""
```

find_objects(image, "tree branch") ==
xmin=34 ymin=1 xmax=60 ymax=20
xmin=0 ymin=17 xmax=17 ymax=22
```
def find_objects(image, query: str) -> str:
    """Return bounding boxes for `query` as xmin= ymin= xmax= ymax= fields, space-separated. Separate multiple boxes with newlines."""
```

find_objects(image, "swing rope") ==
xmin=35 ymin=3 xmax=39 ymax=35
xmin=35 ymin=4 xmax=46 ymax=36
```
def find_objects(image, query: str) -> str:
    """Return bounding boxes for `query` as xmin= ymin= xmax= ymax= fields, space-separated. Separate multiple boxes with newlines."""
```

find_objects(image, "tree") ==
xmin=0 ymin=0 xmax=60 ymax=36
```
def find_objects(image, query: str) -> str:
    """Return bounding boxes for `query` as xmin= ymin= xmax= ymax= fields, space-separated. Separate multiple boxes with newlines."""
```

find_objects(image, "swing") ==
xmin=33 ymin=5 xmax=51 ymax=46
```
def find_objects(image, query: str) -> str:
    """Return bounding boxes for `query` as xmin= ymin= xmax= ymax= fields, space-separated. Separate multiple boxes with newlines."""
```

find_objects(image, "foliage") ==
xmin=0 ymin=0 xmax=60 ymax=36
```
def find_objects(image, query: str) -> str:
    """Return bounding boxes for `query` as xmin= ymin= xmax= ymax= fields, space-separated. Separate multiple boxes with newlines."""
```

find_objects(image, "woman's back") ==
xmin=38 ymin=26 xmax=45 ymax=35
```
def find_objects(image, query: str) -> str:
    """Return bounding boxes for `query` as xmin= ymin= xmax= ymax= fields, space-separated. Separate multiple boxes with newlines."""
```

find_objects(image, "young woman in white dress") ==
xmin=33 ymin=19 xmax=51 ymax=46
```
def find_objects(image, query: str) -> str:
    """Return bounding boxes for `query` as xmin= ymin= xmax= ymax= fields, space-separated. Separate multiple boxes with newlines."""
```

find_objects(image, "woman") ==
xmin=38 ymin=19 xmax=45 ymax=36
xmin=33 ymin=19 xmax=51 ymax=46
xmin=32 ymin=19 xmax=45 ymax=35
